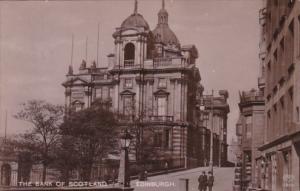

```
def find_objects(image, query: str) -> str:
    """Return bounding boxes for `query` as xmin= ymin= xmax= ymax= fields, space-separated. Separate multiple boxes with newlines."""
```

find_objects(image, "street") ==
xmin=132 ymin=167 xmax=234 ymax=191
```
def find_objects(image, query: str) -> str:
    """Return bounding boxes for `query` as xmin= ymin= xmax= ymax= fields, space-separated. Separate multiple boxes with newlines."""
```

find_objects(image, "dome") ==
xmin=153 ymin=24 xmax=180 ymax=47
xmin=121 ymin=13 xmax=150 ymax=30
xmin=152 ymin=0 xmax=180 ymax=48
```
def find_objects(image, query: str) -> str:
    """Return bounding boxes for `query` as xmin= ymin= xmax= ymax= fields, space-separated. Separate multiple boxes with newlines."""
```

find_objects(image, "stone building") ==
xmin=200 ymin=91 xmax=230 ymax=167
xmin=235 ymin=89 xmax=265 ymax=191
xmin=256 ymin=0 xmax=300 ymax=190
xmin=0 ymin=138 xmax=18 ymax=187
xmin=62 ymin=0 xmax=229 ymax=174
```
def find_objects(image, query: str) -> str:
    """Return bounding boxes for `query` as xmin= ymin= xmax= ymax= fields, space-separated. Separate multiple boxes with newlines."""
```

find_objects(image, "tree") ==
xmin=60 ymin=99 xmax=118 ymax=181
xmin=52 ymin=134 xmax=80 ymax=183
xmin=14 ymin=100 xmax=64 ymax=182
xmin=120 ymin=96 xmax=164 ymax=171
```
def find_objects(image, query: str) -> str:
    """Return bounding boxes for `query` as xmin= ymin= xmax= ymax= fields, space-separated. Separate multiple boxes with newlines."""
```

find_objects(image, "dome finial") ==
xmin=134 ymin=0 xmax=138 ymax=14
xmin=158 ymin=0 xmax=168 ymax=25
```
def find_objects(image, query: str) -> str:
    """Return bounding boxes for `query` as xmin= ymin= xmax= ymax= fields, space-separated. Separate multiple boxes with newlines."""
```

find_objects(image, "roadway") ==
xmin=131 ymin=167 xmax=234 ymax=191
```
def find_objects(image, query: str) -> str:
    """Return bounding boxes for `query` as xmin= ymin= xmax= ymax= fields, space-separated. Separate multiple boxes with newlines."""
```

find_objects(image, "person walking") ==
xmin=198 ymin=171 xmax=208 ymax=191
xmin=203 ymin=171 xmax=208 ymax=191
xmin=207 ymin=171 xmax=214 ymax=191
xmin=164 ymin=161 xmax=169 ymax=174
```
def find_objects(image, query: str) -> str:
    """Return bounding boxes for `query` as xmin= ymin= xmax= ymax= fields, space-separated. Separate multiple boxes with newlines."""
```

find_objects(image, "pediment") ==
xmin=153 ymin=89 xmax=169 ymax=96
xmin=63 ymin=77 xmax=89 ymax=87
xmin=120 ymin=90 xmax=136 ymax=96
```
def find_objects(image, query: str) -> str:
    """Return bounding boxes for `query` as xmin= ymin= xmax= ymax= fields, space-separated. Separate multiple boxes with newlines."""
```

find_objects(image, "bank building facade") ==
xmin=0 ymin=1 xmax=230 ymax=185
xmin=62 ymin=0 xmax=229 ymax=178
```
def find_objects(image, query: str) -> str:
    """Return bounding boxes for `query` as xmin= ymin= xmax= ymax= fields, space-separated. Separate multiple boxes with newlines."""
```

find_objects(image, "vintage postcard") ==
xmin=1 ymin=0 xmax=297 ymax=191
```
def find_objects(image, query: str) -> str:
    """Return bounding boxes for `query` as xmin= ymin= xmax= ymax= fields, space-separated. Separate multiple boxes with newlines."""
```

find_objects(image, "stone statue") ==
xmin=68 ymin=65 xmax=73 ymax=75
xmin=79 ymin=59 xmax=87 ymax=70
xmin=91 ymin=60 xmax=97 ymax=69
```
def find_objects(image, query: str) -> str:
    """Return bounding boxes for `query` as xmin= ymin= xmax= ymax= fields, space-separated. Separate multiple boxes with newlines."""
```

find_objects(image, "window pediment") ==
xmin=154 ymin=89 xmax=169 ymax=96
xmin=120 ymin=90 xmax=136 ymax=96
xmin=63 ymin=77 xmax=89 ymax=86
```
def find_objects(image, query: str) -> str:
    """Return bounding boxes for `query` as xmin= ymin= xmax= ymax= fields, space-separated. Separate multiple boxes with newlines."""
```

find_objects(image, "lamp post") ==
xmin=199 ymin=91 xmax=214 ymax=174
xmin=201 ymin=112 xmax=209 ymax=166
xmin=118 ymin=129 xmax=133 ymax=187
xmin=209 ymin=90 xmax=214 ymax=175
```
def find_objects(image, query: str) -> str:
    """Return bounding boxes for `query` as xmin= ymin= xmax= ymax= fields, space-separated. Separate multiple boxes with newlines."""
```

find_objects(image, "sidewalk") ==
xmin=131 ymin=167 xmax=234 ymax=191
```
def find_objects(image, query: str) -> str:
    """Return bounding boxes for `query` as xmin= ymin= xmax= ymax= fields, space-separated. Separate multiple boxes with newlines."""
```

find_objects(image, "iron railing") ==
xmin=124 ymin=60 xmax=134 ymax=68
xmin=148 ymin=115 xmax=174 ymax=122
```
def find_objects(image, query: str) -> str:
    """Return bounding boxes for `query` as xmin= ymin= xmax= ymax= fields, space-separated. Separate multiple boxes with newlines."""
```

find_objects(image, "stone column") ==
xmin=65 ymin=87 xmax=71 ymax=108
xmin=115 ymin=39 xmax=121 ymax=67
xmin=84 ymin=87 xmax=90 ymax=108
xmin=118 ymin=148 xmax=130 ymax=187
xmin=136 ymin=40 xmax=141 ymax=66
xmin=171 ymin=78 xmax=181 ymax=121
xmin=114 ymin=77 xmax=120 ymax=112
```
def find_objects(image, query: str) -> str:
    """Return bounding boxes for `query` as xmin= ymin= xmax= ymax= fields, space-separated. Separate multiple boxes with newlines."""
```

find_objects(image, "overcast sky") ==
xmin=0 ymin=0 xmax=262 ymax=143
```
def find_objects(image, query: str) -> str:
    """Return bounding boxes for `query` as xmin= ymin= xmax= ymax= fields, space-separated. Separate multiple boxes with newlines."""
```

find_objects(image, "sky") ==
xmin=0 ymin=0 xmax=262 ymax=144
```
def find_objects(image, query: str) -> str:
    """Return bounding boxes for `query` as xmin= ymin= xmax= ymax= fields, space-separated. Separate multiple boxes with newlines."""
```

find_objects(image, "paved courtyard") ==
xmin=132 ymin=167 xmax=234 ymax=191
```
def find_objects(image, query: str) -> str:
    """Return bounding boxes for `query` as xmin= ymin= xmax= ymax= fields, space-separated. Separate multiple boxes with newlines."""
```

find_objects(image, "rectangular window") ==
xmin=245 ymin=115 xmax=252 ymax=139
xmin=109 ymin=87 xmax=113 ymax=99
xmin=154 ymin=132 xmax=162 ymax=147
xmin=164 ymin=129 xmax=170 ymax=148
xmin=157 ymin=97 xmax=167 ymax=116
xmin=124 ymin=79 xmax=133 ymax=89
xmin=95 ymin=88 xmax=102 ymax=98
xmin=123 ymin=96 xmax=133 ymax=118
xmin=102 ymin=87 xmax=108 ymax=99
xmin=158 ymin=78 xmax=167 ymax=88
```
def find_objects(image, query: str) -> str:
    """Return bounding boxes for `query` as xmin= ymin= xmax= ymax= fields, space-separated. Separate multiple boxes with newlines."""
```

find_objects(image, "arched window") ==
xmin=124 ymin=43 xmax=135 ymax=67
xmin=1 ymin=164 xmax=11 ymax=186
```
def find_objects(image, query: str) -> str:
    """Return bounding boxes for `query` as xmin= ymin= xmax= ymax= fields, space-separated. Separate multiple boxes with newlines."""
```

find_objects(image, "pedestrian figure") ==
xmin=144 ymin=170 xmax=148 ymax=181
xmin=198 ymin=171 xmax=208 ymax=191
xmin=207 ymin=171 xmax=214 ymax=191
xmin=164 ymin=161 xmax=169 ymax=174
xmin=203 ymin=171 xmax=208 ymax=191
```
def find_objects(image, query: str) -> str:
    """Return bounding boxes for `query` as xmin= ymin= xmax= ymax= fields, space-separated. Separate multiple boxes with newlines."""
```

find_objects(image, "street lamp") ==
xmin=209 ymin=90 xmax=214 ymax=175
xmin=199 ymin=93 xmax=213 ymax=173
xmin=118 ymin=129 xmax=133 ymax=187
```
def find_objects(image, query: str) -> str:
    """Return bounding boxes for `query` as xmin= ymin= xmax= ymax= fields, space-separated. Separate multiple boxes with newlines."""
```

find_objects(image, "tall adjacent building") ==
xmin=235 ymin=89 xmax=265 ymax=191
xmin=255 ymin=0 xmax=300 ymax=190
xmin=201 ymin=91 xmax=230 ymax=167
xmin=62 ymin=0 xmax=230 ymax=173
